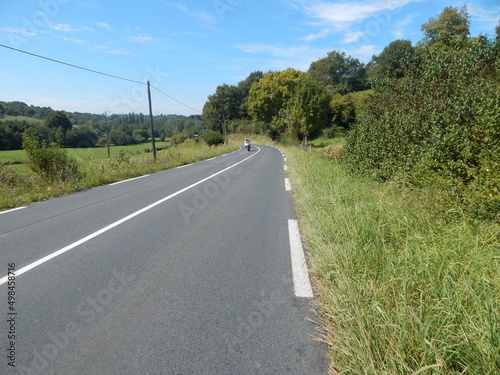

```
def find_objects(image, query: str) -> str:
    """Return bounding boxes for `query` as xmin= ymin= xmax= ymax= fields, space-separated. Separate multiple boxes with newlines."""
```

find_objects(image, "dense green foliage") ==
xmin=202 ymin=71 xmax=264 ymax=132
xmin=308 ymin=50 xmax=370 ymax=94
xmin=23 ymin=132 xmax=82 ymax=182
xmin=0 ymin=101 xmax=205 ymax=150
xmin=247 ymin=69 xmax=330 ymax=141
xmin=345 ymin=34 xmax=499 ymax=219
xmin=203 ymin=130 xmax=225 ymax=146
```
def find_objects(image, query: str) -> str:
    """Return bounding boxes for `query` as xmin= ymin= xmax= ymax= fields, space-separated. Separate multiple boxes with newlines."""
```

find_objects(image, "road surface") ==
xmin=0 ymin=145 xmax=327 ymax=374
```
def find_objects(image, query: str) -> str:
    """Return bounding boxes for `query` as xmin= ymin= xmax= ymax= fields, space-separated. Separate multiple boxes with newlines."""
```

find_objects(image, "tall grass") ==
xmin=0 ymin=141 xmax=238 ymax=209
xmin=284 ymin=146 xmax=499 ymax=374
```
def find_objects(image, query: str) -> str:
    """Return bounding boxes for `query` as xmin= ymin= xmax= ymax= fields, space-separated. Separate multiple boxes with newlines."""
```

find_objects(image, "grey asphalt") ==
xmin=0 ymin=145 xmax=327 ymax=375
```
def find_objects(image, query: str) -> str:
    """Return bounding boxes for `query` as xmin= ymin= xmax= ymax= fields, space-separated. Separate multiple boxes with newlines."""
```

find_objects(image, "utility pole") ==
xmin=105 ymin=111 xmax=110 ymax=158
xmin=223 ymin=113 xmax=228 ymax=145
xmin=147 ymin=81 xmax=156 ymax=161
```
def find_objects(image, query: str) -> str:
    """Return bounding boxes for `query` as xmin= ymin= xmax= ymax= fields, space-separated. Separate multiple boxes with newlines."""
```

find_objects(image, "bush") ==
xmin=344 ymin=38 xmax=499 ymax=219
xmin=23 ymin=132 xmax=82 ymax=182
xmin=203 ymin=130 xmax=225 ymax=146
xmin=171 ymin=131 xmax=187 ymax=146
xmin=0 ymin=164 xmax=20 ymax=186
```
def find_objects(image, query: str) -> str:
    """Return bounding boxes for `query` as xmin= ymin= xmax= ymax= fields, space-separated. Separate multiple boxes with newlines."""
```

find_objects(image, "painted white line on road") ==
xmin=288 ymin=219 xmax=314 ymax=298
xmin=0 ymin=148 xmax=261 ymax=286
xmin=176 ymin=163 xmax=193 ymax=169
xmin=285 ymin=178 xmax=291 ymax=191
xmin=284 ymin=158 xmax=287 ymax=162
xmin=110 ymin=175 xmax=150 ymax=186
xmin=284 ymin=165 xmax=288 ymax=171
xmin=0 ymin=206 xmax=26 ymax=215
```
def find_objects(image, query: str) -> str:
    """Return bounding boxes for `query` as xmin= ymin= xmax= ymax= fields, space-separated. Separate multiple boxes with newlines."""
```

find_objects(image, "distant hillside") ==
xmin=0 ymin=101 xmax=189 ymax=124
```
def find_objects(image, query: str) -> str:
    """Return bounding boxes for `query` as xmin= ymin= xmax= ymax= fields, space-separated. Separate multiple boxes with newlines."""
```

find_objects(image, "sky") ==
xmin=0 ymin=0 xmax=499 ymax=116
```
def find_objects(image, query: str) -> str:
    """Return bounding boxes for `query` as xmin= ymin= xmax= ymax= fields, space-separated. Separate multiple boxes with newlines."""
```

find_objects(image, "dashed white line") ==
xmin=0 ymin=206 xmax=26 ymax=215
xmin=285 ymin=178 xmax=291 ymax=191
xmin=176 ymin=163 xmax=193 ymax=169
xmin=284 ymin=165 xmax=288 ymax=171
xmin=0 ymin=149 xmax=260 ymax=286
xmin=110 ymin=175 xmax=150 ymax=186
xmin=288 ymin=219 xmax=313 ymax=298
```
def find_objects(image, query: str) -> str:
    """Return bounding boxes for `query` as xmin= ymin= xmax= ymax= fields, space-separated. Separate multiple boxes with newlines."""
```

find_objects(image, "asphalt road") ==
xmin=0 ymin=145 xmax=327 ymax=375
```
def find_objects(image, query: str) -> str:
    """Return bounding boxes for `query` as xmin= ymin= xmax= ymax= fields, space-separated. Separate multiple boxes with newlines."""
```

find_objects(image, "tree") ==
xmin=308 ymin=51 xmax=369 ymax=94
xmin=45 ymin=111 xmax=72 ymax=131
xmin=368 ymin=40 xmax=415 ymax=81
xmin=248 ymin=69 xmax=304 ymax=138
xmin=248 ymin=69 xmax=331 ymax=141
xmin=283 ymin=76 xmax=330 ymax=144
xmin=237 ymin=71 xmax=264 ymax=118
xmin=202 ymin=84 xmax=242 ymax=132
xmin=419 ymin=6 xmax=470 ymax=52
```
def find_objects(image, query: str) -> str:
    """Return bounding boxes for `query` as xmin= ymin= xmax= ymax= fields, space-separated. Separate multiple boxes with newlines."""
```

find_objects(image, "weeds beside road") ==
xmin=283 ymin=144 xmax=499 ymax=374
xmin=0 ymin=141 xmax=238 ymax=210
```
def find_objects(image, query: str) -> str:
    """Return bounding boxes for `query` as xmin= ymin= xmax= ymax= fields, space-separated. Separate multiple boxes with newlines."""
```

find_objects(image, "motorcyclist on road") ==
xmin=244 ymin=138 xmax=251 ymax=151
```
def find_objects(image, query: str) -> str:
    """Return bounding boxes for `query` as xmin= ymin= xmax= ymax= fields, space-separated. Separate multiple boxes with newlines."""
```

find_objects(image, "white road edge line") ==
xmin=285 ymin=178 xmax=291 ymax=191
xmin=288 ymin=219 xmax=314 ymax=298
xmin=0 ymin=206 xmax=27 ymax=215
xmin=110 ymin=175 xmax=150 ymax=186
xmin=284 ymin=165 xmax=288 ymax=171
xmin=0 ymin=148 xmax=260 ymax=286
xmin=176 ymin=163 xmax=193 ymax=169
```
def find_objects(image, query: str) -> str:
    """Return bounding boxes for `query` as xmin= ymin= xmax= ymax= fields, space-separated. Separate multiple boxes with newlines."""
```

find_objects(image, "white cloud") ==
xmin=305 ymin=0 xmax=420 ymax=30
xmin=170 ymin=3 xmax=216 ymax=24
xmin=234 ymin=44 xmax=311 ymax=59
xmin=467 ymin=4 xmax=500 ymax=32
xmin=129 ymin=33 xmax=157 ymax=43
xmin=54 ymin=35 xmax=86 ymax=45
xmin=0 ymin=28 xmax=37 ymax=37
xmin=96 ymin=22 xmax=111 ymax=30
xmin=233 ymin=43 xmax=331 ymax=72
xmin=301 ymin=28 xmax=331 ymax=41
xmin=345 ymin=44 xmax=377 ymax=61
xmin=91 ymin=45 xmax=134 ymax=55
xmin=49 ymin=23 xmax=94 ymax=33
xmin=342 ymin=31 xmax=364 ymax=43
xmin=392 ymin=14 xmax=414 ymax=39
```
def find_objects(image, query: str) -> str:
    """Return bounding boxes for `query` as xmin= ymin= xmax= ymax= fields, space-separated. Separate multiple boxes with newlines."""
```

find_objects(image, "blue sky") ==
xmin=1 ymin=0 xmax=499 ymax=116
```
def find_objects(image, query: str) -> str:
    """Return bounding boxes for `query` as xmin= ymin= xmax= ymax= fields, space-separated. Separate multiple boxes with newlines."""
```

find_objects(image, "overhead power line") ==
xmin=0 ymin=43 xmax=202 ymax=113
xmin=150 ymin=85 xmax=201 ymax=114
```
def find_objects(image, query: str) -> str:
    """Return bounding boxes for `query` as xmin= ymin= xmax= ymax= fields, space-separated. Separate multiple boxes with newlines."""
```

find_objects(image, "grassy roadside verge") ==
xmin=282 ymin=145 xmax=499 ymax=374
xmin=0 ymin=141 xmax=238 ymax=210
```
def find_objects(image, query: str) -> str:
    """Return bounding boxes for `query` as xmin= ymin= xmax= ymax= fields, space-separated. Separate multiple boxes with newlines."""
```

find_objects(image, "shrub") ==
xmin=171 ymin=131 xmax=187 ymax=146
xmin=203 ymin=130 xmax=225 ymax=146
xmin=22 ymin=132 xmax=82 ymax=182
xmin=344 ymin=37 xmax=499 ymax=219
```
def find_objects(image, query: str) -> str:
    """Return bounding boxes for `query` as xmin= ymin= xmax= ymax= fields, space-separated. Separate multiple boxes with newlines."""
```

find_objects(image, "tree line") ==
xmin=202 ymin=6 xmax=499 ymax=218
xmin=0 ymin=101 xmax=205 ymax=150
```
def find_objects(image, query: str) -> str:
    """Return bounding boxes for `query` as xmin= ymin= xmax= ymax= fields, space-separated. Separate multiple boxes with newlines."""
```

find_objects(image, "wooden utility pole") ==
xmin=105 ymin=111 xmax=110 ymax=158
xmin=147 ymin=81 xmax=156 ymax=161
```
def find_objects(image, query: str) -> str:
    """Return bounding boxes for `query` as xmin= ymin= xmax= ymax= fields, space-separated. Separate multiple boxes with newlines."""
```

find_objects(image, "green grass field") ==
xmin=0 ymin=140 xmax=237 ymax=209
xmin=0 ymin=142 xmax=170 ymax=164
xmin=2 ymin=115 xmax=43 ymax=124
